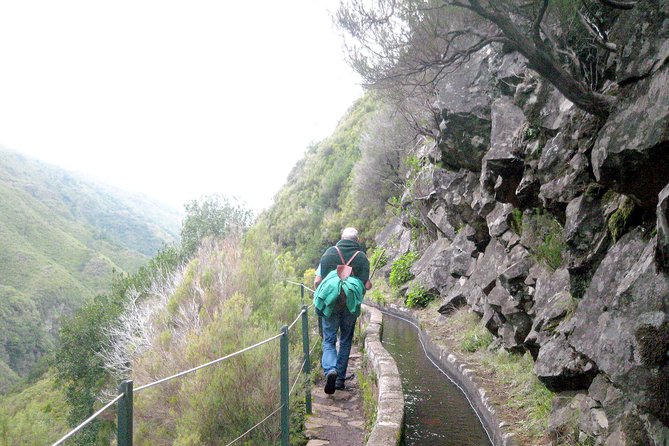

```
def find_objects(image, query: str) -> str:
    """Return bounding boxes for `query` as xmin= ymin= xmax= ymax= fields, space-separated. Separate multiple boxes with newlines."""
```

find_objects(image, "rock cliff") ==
xmin=375 ymin=3 xmax=669 ymax=444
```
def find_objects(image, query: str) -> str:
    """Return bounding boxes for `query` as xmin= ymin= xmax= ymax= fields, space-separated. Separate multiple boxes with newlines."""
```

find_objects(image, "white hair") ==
xmin=341 ymin=227 xmax=359 ymax=241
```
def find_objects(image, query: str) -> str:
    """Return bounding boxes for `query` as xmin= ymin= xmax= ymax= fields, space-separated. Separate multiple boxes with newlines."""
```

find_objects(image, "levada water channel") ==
xmin=380 ymin=312 xmax=493 ymax=446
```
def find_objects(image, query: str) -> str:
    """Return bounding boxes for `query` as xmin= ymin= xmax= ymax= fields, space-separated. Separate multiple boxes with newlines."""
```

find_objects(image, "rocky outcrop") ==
xmin=373 ymin=6 xmax=669 ymax=442
xmin=591 ymin=64 xmax=669 ymax=208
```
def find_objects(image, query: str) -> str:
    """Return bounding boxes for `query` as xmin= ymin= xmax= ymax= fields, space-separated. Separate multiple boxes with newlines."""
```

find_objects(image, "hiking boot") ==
xmin=335 ymin=380 xmax=346 ymax=390
xmin=324 ymin=369 xmax=338 ymax=394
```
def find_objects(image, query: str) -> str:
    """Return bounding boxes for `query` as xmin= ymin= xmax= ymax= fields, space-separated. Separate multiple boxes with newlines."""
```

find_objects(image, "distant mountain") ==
xmin=0 ymin=148 xmax=182 ymax=390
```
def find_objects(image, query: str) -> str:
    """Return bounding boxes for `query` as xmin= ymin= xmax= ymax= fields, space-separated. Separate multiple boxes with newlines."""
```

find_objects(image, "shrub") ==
xmin=369 ymin=247 xmax=388 ymax=271
xmin=607 ymin=198 xmax=635 ymax=242
xmin=535 ymin=217 xmax=565 ymax=270
xmin=537 ymin=231 xmax=564 ymax=270
xmin=389 ymin=251 xmax=419 ymax=289
xmin=404 ymin=284 xmax=434 ymax=308
xmin=369 ymin=288 xmax=387 ymax=306
xmin=510 ymin=208 xmax=523 ymax=235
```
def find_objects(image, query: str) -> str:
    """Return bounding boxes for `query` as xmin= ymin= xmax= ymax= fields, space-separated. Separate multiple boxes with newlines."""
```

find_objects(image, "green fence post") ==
xmin=301 ymin=305 xmax=312 ymax=415
xmin=280 ymin=325 xmax=289 ymax=446
xmin=117 ymin=380 xmax=133 ymax=446
xmin=300 ymin=285 xmax=304 ymax=305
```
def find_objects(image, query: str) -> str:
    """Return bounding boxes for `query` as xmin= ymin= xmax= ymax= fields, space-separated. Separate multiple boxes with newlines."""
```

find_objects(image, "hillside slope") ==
xmin=0 ymin=148 xmax=181 ymax=389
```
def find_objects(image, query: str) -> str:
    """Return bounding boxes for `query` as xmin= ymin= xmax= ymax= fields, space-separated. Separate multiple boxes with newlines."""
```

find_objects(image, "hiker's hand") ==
xmin=314 ymin=276 xmax=322 ymax=289
xmin=365 ymin=280 xmax=372 ymax=290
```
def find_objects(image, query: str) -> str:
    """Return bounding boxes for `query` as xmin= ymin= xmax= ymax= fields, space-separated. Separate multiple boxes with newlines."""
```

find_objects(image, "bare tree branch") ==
xmin=578 ymin=10 xmax=617 ymax=52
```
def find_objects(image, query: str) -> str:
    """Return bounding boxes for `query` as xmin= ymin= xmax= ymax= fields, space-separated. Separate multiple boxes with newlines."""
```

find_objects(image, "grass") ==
xmin=535 ymin=215 xmax=565 ymax=270
xmin=481 ymin=351 xmax=554 ymax=439
xmin=357 ymin=352 xmax=378 ymax=441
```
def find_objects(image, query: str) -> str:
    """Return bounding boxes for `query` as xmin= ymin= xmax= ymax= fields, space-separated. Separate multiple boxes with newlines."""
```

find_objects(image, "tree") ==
xmin=180 ymin=195 xmax=252 ymax=257
xmin=336 ymin=0 xmax=636 ymax=117
xmin=351 ymin=105 xmax=417 ymax=217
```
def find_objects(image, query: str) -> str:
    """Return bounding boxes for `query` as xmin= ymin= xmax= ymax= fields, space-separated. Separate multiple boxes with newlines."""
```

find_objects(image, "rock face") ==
xmin=591 ymin=64 xmax=669 ymax=208
xmin=373 ymin=7 xmax=669 ymax=443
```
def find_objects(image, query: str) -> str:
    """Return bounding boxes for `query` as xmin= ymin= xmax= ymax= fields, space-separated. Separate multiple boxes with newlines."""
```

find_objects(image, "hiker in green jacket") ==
xmin=313 ymin=227 xmax=372 ymax=394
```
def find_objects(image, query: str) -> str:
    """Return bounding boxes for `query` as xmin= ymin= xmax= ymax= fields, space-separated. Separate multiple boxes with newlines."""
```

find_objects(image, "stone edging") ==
xmin=366 ymin=301 xmax=516 ymax=446
xmin=360 ymin=304 xmax=404 ymax=446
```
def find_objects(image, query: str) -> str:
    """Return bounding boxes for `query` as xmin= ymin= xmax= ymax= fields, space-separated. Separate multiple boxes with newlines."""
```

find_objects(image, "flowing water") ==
xmin=380 ymin=313 xmax=493 ymax=446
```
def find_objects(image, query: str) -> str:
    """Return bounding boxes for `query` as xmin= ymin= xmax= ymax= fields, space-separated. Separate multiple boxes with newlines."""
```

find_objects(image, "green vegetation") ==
xmin=0 ymin=148 xmax=181 ymax=386
xmin=260 ymin=94 xmax=382 ymax=272
xmin=369 ymin=247 xmax=388 ymax=271
xmin=389 ymin=251 xmax=419 ymax=289
xmin=369 ymin=288 xmax=387 ymax=306
xmin=460 ymin=324 xmax=493 ymax=353
xmin=41 ymin=193 xmax=319 ymax=445
xmin=537 ymin=228 xmax=565 ymax=270
xmin=180 ymin=195 xmax=252 ymax=257
xmin=607 ymin=198 xmax=635 ymax=242
xmin=524 ymin=210 xmax=565 ymax=270
xmin=433 ymin=308 xmax=553 ymax=443
xmin=481 ymin=351 xmax=554 ymax=439
xmin=357 ymin=353 xmax=377 ymax=440
xmin=0 ymin=373 xmax=69 ymax=445
xmin=404 ymin=284 xmax=434 ymax=309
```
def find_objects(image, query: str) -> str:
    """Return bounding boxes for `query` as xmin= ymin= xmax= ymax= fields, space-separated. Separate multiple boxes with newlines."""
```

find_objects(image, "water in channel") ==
xmin=380 ymin=313 xmax=492 ymax=446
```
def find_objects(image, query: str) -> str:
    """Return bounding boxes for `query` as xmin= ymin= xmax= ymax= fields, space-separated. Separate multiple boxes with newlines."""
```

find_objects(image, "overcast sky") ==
xmin=0 ymin=0 xmax=362 ymax=213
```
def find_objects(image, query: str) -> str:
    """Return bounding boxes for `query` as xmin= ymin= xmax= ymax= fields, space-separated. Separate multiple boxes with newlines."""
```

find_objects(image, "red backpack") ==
xmin=335 ymin=246 xmax=360 ymax=281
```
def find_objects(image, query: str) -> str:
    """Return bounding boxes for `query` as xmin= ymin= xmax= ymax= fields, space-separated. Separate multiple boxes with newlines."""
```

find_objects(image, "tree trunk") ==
xmin=466 ymin=0 xmax=616 ymax=118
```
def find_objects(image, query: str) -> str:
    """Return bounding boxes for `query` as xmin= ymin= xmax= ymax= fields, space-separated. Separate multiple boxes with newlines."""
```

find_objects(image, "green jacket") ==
xmin=313 ymin=269 xmax=365 ymax=317
xmin=319 ymin=239 xmax=370 ymax=284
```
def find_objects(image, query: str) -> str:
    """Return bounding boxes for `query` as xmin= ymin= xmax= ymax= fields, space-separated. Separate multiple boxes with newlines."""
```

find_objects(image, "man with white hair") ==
xmin=314 ymin=227 xmax=372 ymax=394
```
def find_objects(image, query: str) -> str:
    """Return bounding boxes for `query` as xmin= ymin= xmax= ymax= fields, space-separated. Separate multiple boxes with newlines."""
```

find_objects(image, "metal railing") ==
xmin=50 ymin=282 xmax=316 ymax=446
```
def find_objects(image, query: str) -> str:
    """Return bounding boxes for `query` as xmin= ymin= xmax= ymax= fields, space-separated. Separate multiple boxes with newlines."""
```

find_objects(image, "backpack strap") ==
xmin=346 ymin=250 xmax=360 ymax=266
xmin=334 ymin=246 xmax=360 ymax=266
xmin=334 ymin=246 xmax=346 ymax=265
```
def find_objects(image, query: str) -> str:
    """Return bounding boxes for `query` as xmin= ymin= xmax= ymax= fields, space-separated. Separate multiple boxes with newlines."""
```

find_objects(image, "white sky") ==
xmin=0 ymin=0 xmax=362 ymax=213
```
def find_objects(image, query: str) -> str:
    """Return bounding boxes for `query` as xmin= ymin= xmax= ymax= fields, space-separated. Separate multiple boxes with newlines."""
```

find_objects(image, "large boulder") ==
xmin=525 ymin=267 xmax=573 ymax=355
xmin=610 ymin=0 xmax=669 ymax=84
xmin=436 ymin=46 xmax=494 ymax=171
xmin=436 ymin=47 xmax=526 ymax=171
xmin=412 ymin=230 xmax=477 ymax=297
xmin=591 ymin=64 xmax=669 ymax=209
xmin=568 ymin=230 xmax=669 ymax=425
xmin=469 ymin=238 xmax=508 ymax=294
xmin=421 ymin=169 xmax=490 ymax=249
xmin=480 ymin=98 xmax=527 ymax=205
xmin=485 ymin=202 xmax=514 ymax=239
xmin=564 ymin=187 xmax=610 ymax=272
xmin=535 ymin=334 xmax=598 ymax=391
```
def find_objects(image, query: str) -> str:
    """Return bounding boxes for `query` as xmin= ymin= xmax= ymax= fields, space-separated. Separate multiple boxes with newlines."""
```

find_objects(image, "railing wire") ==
xmin=223 ymin=404 xmax=284 ymax=446
xmin=290 ymin=342 xmax=318 ymax=397
xmin=134 ymin=333 xmax=283 ymax=392
xmin=51 ymin=393 xmax=124 ymax=446
xmin=284 ymin=280 xmax=315 ymax=294
xmin=52 ymin=282 xmax=318 ymax=446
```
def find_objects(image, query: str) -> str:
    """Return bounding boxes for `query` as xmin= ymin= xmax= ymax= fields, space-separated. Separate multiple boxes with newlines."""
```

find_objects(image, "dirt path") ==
xmin=304 ymin=345 xmax=366 ymax=446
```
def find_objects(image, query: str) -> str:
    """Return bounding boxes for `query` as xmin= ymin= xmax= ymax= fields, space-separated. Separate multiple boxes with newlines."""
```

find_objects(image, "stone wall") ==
xmin=359 ymin=304 xmax=404 ymax=446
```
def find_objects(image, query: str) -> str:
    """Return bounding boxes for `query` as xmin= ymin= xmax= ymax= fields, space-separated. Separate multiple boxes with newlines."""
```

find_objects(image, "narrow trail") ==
xmin=304 ymin=344 xmax=366 ymax=446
